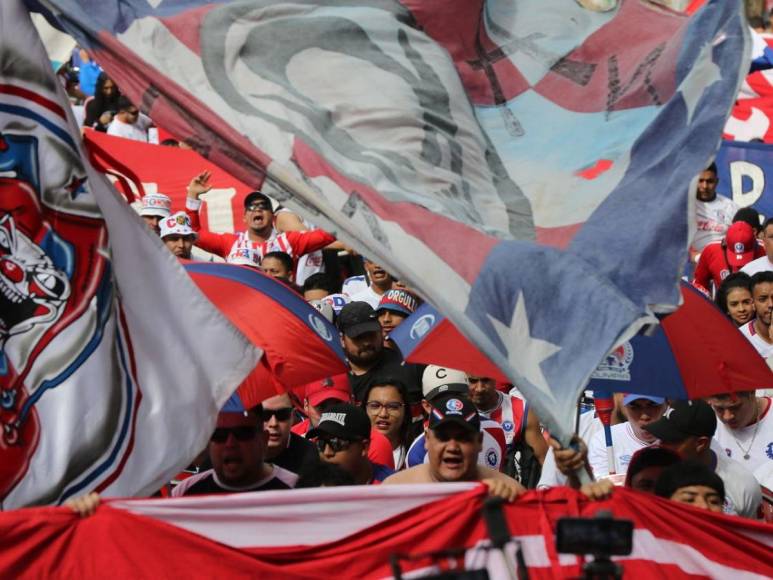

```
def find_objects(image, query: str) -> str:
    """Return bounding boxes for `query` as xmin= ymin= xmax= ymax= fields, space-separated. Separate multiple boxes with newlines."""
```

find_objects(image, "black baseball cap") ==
xmin=643 ymin=400 xmax=717 ymax=443
xmin=428 ymin=394 xmax=480 ymax=433
xmin=243 ymin=191 xmax=273 ymax=210
xmin=337 ymin=302 xmax=381 ymax=338
xmin=307 ymin=403 xmax=371 ymax=440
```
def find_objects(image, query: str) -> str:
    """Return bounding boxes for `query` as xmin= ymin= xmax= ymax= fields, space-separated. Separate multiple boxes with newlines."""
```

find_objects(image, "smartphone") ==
xmin=556 ymin=517 xmax=633 ymax=556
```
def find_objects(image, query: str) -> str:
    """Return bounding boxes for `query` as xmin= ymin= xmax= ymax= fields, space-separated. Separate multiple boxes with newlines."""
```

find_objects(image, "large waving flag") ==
xmin=31 ymin=0 xmax=749 ymax=441
xmin=0 ymin=0 xmax=259 ymax=509
xmin=1 ymin=485 xmax=771 ymax=577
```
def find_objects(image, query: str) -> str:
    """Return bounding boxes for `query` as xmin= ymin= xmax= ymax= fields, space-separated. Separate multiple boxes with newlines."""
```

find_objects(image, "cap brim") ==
xmin=423 ymin=384 xmax=469 ymax=401
xmin=343 ymin=320 xmax=381 ymax=338
xmin=642 ymin=420 xmax=686 ymax=443
xmin=307 ymin=390 xmax=351 ymax=407
xmin=376 ymin=304 xmax=412 ymax=317
xmin=139 ymin=209 xmax=170 ymax=217
xmin=726 ymin=249 xmax=755 ymax=267
xmin=623 ymin=394 xmax=665 ymax=406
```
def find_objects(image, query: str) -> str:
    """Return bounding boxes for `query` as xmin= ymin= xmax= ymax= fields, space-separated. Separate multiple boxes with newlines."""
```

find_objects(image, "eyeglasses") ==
xmin=364 ymin=401 xmax=405 ymax=414
xmin=261 ymin=407 xmax=293 ymax=422
xmin=210 ymin=426 xmax=258 ymax=443
xmin=246 ymin=202 xmax=271 ymax=212
xmin=313 ymin=437 xmax=357 ymax=453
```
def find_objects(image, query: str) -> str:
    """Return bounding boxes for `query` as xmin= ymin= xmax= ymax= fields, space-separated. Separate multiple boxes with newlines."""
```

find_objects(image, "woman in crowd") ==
xmin=715 ymin=272 xmax=754 ymax=327
xmin=83 ymin=72 xmax=121 ymax=131
xmin=362 ymin=379 xmax=414 ymax=470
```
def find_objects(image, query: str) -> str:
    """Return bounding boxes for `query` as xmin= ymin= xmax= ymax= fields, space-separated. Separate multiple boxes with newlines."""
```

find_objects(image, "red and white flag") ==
xmin=1 ymin=485 xmax=771 ymax=578
xmin=0 ymin=0 xmax=260 ymax=508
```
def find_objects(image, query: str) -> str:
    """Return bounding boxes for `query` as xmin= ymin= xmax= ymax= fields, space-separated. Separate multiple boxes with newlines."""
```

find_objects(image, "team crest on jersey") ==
xmin=0 ymin=93 xmax=114 ymax=502
xmin=501 ymin=420 xmax=514 ymax=432
xmin=767 ymin=442 xmax=773 ymax=460
xmin=591 ymin=341 xmax=634 ymax=382
xmin=485 ymin=448 xmax=498 ymax=468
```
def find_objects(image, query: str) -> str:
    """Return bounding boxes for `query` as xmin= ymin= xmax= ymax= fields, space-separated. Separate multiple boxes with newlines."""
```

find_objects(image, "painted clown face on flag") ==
xmin=0 ymin=90 xmax=114 ymax=501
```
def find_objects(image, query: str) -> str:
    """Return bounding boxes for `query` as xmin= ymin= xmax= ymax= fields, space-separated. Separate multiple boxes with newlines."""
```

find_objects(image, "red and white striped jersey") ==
xmin=478 ymin=391 xmax=527 ymax=448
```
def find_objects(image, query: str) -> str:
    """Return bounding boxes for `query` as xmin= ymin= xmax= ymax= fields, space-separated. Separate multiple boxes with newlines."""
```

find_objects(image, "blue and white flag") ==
xmin=29 ymin=0 xmax=749 ymax=442
xmin=0 ymin=0 xmax=259 ymax=508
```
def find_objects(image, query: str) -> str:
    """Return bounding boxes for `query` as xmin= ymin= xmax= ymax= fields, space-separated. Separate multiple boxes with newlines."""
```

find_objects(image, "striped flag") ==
xmin=30 ymin=0 xmax=749 ymax=441
xmin=0 ymin=0 xmax=259 ymax=508
xmin=0 ymin=485 xmax=771 ymax=577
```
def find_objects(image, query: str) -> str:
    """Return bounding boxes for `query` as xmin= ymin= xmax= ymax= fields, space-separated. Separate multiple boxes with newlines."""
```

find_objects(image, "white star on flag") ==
xmin=487 ymin=292 xmax=561 ymax=398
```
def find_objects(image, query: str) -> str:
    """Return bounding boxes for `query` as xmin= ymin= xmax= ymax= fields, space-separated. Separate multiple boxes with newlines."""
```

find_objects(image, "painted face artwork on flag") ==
xmin=0 ymin=47 xmax=121 ymax=502
xmin=32 ymin=0 xmax=749 ymax=441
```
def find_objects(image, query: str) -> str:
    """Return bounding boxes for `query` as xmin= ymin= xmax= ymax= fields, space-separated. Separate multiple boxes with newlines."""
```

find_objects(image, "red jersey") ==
xmin=291 ymin=418 xmax=395 ymax=469
xmin=479 ymin=392 xmax=527 ymax=448
xmin=693 ymin=240 xmax=765 ymax=291
xmin=185 ymin=199 xmax=335 ymax=265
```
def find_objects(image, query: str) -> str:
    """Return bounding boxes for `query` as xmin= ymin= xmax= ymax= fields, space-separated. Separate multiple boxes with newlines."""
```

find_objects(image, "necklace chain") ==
xmin=732 ymin=402 xmax=761 ymax=460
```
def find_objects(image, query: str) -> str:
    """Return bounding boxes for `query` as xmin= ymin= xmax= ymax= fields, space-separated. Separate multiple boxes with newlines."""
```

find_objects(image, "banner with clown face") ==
xmin=0 ymin=0 xmax=260 ymax=508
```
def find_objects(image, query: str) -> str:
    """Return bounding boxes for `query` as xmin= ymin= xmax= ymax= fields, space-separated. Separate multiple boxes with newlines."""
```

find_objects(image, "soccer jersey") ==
xmin=477 ymin=391 xmax=527 ymax=448
xmin=693 ymin=241 xmax=766 ymax=290
xmin=405 ymin=419 xmax=507 ymax=471
xmin=714 ymin=397 xmax=773 ymax=475
xmin=694 ymin=195 xmax=738 ymax=252
xmin=741 ymin=255 xmax=773 ymax=276
xmin=538 ymin=410 xmax=603 ymax=489
xmin=588 ymin=422 xmax=651 ymax=478
xmin=172 ymin=464 xmax=297 ymax=497
xmin=349 ymin=286 xmax=385 ymax=309
xmin=711 ymin=440 xmax=763 ymax=519
xmin=739 ymin=321 xmax=773 ymax=358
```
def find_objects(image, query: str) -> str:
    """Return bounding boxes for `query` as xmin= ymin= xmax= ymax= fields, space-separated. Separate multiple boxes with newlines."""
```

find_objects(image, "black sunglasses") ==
xmin=210 ymin=426 xmax=258 ymax=443
xmin=246 ymin=202 xmax=272 ymax=212
xmin=313 ymin=437 xmax=357 ymax=453
xmin=261 ymin=407 xmax=293 ymax=422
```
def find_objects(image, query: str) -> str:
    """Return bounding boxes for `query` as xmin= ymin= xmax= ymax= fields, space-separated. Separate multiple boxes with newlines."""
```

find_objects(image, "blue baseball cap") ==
xmin=623 ymin=393 xmax=666 ymax=406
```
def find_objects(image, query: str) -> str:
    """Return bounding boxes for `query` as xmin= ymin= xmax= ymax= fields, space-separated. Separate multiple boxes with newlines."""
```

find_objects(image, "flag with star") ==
xmin=30 ymin=0 xmax=748 ymax=441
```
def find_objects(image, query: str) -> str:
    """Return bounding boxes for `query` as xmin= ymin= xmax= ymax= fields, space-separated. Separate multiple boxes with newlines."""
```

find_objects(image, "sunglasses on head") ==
xmin=261 ymin=407 xmax=293 ymax=422
xmin=210 ymin=426 xmax=258 ymax=443
xmin=313 ymin=436 xmax=358 ymax=453
xmin=246 ymin=202 xmax=271 ymax=212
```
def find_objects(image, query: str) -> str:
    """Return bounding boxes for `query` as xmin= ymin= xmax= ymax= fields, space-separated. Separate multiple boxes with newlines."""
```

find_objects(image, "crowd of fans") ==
xmin=58 ymin=50 xmax=772 ymax=525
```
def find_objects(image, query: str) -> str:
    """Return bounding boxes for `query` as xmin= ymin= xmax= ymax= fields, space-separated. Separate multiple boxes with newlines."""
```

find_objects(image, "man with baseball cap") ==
xmin=159 ymin=211 xmax=197 ymax=259
xmin=588 ymin=394 xmax=668 ymax=478
xmin=338 ymin=302 xmax=423 ymax=404
xmin=172 ymin=397 xmax=298 ymax=496
xmin=375 ymin=288 xmax=419 ymax=349
xmin=693 ymin=221 xmax=765 ymax=292
xmin=291 ymin=374 xmax=395 ymax=468
xmin=184 ymin=170 xmax=335 ymax=266
xmin=384 ymin=394 xmax=524 ymax=501
xmin=644 ymin=399 xmax=761 ymax=518
xmin=406 ymin=366 xmax=507 ymax=472
xmin=308 ymin=403 xmax=394 ymax=484
xmin=743 ymin=217 xmax=773 ymax=276
xmin=138 ymin=192 xmax=171 ymax=235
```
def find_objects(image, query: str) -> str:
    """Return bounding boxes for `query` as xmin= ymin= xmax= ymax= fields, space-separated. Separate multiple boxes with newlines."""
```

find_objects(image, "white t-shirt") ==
xmin=538 ymin=411 xmax=604 ymax=488
xmin=106 ymin=117 xmax=148 ymax=142
xmin=588 ymin=422 xmax=651 ymax=478
xmin=711 ymin=441 xmax=762 ymax=519
xmin=739 ymin=321 xmax=773 ymax=358
xmin=713 ymin=397 xmax=773 ymax=477
xmin=349 ymin=285 xmax=385 ymax=309
xmin=342 ymin=275 xmax=368 ymax=297
xmin=694 ymin=195 xmax=738 ymax=252
xmin=754 ymin=461 xmax=773 ymax=489
xmin=741 ymin=255 xmax=773 ymax=276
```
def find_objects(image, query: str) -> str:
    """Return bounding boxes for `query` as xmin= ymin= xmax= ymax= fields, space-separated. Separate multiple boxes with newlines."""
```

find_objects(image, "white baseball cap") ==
xmin=159 ymin=211 xmax=197 ymax=239
xmin=139 ymin=193 xmax=172 ymax=217
xmin=422 ymin=365 xmax=469 ymax=401
xmin=228 ymin=247 xmax=261 ymax=268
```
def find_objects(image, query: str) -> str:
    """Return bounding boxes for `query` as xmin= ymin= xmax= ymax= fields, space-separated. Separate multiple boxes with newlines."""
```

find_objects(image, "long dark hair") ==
xmin=715 ymin=272 xmax=752 ymax=320
xmin=83 ymin=73 xmax=121 ymax=128
xmin=361 ymin=379 xmax=415 ymax=456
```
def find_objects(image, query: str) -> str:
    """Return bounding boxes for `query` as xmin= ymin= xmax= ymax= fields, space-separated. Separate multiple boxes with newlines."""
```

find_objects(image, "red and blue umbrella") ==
xmin=184 ymin=262 xmax=347 ymax=408
xmin=391 ymin=283 xmax=773 ymax=400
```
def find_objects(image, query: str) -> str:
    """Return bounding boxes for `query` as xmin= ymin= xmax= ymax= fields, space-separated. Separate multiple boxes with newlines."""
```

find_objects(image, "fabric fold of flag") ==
xmin=0 ymin=0 xmax=260 ymax=509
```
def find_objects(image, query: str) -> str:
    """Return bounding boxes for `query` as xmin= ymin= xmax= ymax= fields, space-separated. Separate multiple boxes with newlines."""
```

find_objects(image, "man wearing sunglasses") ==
xmin=172 ymin=402 xmax=298 ymax=496
xmin=384 ymin=395 xmax=524 ymax=501
xmin=308 ymin=403 xmax=394 ymax=485
xmin=262 ymin=393 xmax=319 ymax=475
xmin=184 ymin=171 xmax=336 ymax=267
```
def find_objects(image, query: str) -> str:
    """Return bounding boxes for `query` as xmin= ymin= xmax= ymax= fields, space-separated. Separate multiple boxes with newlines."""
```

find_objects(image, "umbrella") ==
xmin=389 ymin=302 xmax=508 ymax=381
xmin=184 ymin=262 xmax=347 ymax=408
xmin=392 ymin=284 xmax=773 ymax=400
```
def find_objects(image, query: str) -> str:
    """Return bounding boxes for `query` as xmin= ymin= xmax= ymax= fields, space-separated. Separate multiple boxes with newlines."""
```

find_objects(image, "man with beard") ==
xmin=384 ymin=395 xmax=523 ymax=501
xmin=184 ymin=171 xmax=335 ymax=267
xmin=338 ymin=302 xmax=423 ymax=404
xmin=692 ymin=163 xmax=738 ymax=260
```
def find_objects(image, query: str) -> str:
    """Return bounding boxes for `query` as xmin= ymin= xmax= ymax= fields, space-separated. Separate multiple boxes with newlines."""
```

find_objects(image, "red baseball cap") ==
xmin=725 ymin=222 xmax=756 ymax=267
xmin=304 ymin=373 xmax=352 ymax=407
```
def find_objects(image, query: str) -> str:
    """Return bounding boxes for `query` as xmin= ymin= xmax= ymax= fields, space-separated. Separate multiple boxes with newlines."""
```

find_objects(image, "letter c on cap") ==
xmin=435 ymin=368 xmax=447 ymax=380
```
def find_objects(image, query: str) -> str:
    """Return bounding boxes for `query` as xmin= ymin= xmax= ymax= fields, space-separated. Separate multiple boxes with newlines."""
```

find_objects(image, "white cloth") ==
xmin=694 ymin=195 xmax=738 ymax=252
xmin=349 ymin=285 xmax=384 ymax=309
xmin=342 ymin=275 xmax=368 ymax=297
xmin=754 ymin=462 xmax=773 ymax=490
xmin=713 ymin=397 xmax=773 ymax=477
xmin=106 ymin=117 xmax=148 ymax=142
xmin=588 ymin=422 xmax=650 ymax=478
xmin=711 ymin=441 xmax=762 ymax=519
xmin=739 ymin=321 xmax=773 ymax=358
xmin=741 ymin=255 xmax=773 ymax=276
xmin=538 ymin=410 xmax=603 ymax=488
